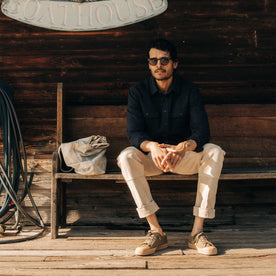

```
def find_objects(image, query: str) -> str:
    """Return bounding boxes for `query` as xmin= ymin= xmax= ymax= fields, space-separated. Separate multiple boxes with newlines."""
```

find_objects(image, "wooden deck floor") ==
xmin=0 ymin=225 xmax=275 ymax=275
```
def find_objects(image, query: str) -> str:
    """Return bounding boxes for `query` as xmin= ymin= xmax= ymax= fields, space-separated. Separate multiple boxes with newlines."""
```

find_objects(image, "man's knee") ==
xmin=117 ymin=146 xmax=141 ymax=167
xmin=203 ymin=143 xmax=225 ymax=162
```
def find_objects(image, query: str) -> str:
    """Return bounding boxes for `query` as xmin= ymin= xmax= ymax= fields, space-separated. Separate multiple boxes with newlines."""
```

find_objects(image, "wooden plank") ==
xmin=1 ymin=24 xmax=275 ymax=51
xmin=45 ymin=80 xmax=275 ymax=105
xmin=66 ymin=104 xmax=276 ymax=118
xmin=62 ymin=80 xmax=276 ymax=101
xmin=64 ymin=118 xmax=126 ymax=139
xmin=222 ymin=157 xmax=276 ymax=169
xmin=63 ymin=114 xmax=276 ymax=139
xmin=1 ymin=255 xmax=275 ymax=270
xmin=0 ymin=259 xmax=147 ymax=269
xmin=5 ymin=80 xmax=269 ymax=103
xmin=147 ymin=257 xmax=276 ymax=270
xmin=234 ymin=205 xmax=276 ymax=226
xmin=3 ymin=64 xmax=275 ymax=83
xmin=2 ymin=68 xmax=275 ymax=96
xmin=55 ymin=169 xmax=276 ymax=180
xmin=65 ymin=204 xmax=276 ymax=227
xmin=2 ymin=79 xmax=274 ymax=107
xmin=65 ymin=208 xmax=233 ymax=227
xmin=210 ymin=137 xmax=276 ymax=157
xmin=0 ymin=268 xmax=275 ymax=276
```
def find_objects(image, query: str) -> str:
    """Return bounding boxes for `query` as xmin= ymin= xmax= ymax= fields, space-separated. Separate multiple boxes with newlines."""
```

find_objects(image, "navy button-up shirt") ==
xmin=127 ymin=74 xmax=210 ymax=152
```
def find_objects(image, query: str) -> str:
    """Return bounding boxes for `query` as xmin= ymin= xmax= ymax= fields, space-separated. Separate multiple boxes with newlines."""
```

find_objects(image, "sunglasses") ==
xmin=148 ymin=57 xmax=171 ymax=66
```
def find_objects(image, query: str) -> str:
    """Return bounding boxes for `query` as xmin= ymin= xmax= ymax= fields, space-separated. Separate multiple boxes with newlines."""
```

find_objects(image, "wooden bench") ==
xmin=51 ymin=83 xmax=276 ymax=239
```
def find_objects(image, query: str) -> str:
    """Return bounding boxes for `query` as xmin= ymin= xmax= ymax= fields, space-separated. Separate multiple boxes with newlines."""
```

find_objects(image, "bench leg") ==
xmin=60 ymin=182 xmax=67 ymax=228
xmin=51 ymin=177 xmax=59 ymax=239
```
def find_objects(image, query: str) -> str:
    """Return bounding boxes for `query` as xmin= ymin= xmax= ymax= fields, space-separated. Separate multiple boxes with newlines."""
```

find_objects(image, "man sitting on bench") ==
xmin=118 ymin=38 xmax=225 ymax=256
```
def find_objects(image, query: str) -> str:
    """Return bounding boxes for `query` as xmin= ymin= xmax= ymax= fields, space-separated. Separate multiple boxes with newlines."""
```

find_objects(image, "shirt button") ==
xmin=164 ymin=110 xmax=167 ymax=113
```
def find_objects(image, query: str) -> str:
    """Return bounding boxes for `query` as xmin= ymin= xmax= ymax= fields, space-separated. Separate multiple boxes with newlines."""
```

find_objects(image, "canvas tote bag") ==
xmin=58 ymin=135 xmax=109 ymax=175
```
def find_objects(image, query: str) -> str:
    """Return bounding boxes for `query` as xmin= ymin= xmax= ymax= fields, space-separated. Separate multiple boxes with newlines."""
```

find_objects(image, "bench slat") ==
xmin=55 ymin=169 xmax=276 ymax=181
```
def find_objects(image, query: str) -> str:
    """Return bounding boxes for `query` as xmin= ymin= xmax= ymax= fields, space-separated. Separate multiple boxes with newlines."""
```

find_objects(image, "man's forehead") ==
xmin=149 ymin=48 xmax=170 ymax=57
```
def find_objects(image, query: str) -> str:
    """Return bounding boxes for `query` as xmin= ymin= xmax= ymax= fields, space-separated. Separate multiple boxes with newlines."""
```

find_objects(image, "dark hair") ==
xmin=147 ymin=38 xmax=178 ymax=61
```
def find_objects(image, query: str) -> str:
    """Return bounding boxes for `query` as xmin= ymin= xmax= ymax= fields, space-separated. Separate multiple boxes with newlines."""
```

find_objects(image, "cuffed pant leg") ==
xmin=117 ymin=147 xmax=162 ymax=218
xmin=193 ymin=143 xmax=225 ymax=219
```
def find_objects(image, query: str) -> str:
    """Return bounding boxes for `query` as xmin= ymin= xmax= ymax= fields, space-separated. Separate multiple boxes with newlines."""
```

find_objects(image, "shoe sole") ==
xmin=188 ymin=242 xmax=217 ymax=256
xmin=135 ymin=243 xmax=169 ymax=256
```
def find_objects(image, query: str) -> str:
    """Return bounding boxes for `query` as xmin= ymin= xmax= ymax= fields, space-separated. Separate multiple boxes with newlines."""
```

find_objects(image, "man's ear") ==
xmin=173 ymin=61 xmax=178 ymax=69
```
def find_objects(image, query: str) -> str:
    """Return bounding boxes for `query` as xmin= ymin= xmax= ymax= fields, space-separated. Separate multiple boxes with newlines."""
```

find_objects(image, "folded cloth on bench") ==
xmin=58 ymin=135 xmax=109 ymax=175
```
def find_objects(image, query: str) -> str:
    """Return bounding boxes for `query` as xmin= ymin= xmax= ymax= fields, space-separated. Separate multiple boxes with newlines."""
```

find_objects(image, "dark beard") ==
xmin=153 ymin=71 xmax=173 ymax=81
xmin=154 ymin=76 xmax=171 ymax=81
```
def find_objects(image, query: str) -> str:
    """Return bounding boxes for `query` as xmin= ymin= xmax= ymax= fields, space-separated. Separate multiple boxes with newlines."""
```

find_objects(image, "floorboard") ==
xmin=0 ymin=226 xmax=275 ymax=275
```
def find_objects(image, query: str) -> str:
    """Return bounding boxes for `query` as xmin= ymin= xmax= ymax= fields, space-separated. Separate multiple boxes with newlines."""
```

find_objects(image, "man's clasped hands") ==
xmin=150 ymin=140 xmax=197 ymax=173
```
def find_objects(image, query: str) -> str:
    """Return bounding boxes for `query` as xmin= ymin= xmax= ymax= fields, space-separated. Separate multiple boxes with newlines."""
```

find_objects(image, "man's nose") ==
xmin=156 ymin=60 xmax=163 ymax=67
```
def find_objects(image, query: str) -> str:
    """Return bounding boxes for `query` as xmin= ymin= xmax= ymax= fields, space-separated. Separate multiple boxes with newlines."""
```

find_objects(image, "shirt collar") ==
xmin=149 ymin=75 xmax=178 ymax=95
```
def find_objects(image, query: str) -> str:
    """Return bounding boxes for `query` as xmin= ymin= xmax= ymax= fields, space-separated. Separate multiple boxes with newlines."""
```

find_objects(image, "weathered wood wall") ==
xmin=0 ymin=0 xmax=275 ymax=226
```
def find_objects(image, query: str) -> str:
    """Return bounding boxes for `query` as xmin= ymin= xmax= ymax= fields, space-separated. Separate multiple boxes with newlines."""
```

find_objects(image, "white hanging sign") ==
xmin=1 ymin=0 xmax=168 ymax=31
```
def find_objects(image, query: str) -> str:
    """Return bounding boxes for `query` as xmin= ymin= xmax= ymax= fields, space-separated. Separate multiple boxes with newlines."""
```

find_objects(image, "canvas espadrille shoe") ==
xmin=135 ymin=230 xmax=168 ymax=256
xmin=188 ymin=232 xmax=217 ymax=255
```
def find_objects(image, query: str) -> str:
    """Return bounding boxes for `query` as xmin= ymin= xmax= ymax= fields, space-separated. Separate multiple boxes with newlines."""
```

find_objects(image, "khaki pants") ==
xmin=117 ymin=143 xmax=225 ymax=219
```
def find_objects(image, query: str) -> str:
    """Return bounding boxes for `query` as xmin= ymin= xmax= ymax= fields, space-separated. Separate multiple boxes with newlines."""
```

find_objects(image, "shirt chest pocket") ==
xmin=169 ymin=112 xmax=189 ymax=129
xmin=170 ymin=112 xmax=185 ymax=118
xmin=144 ymin=111 xmax=159 ymax=118
xmin=144 ymin=111 xmax=160 ymax=129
